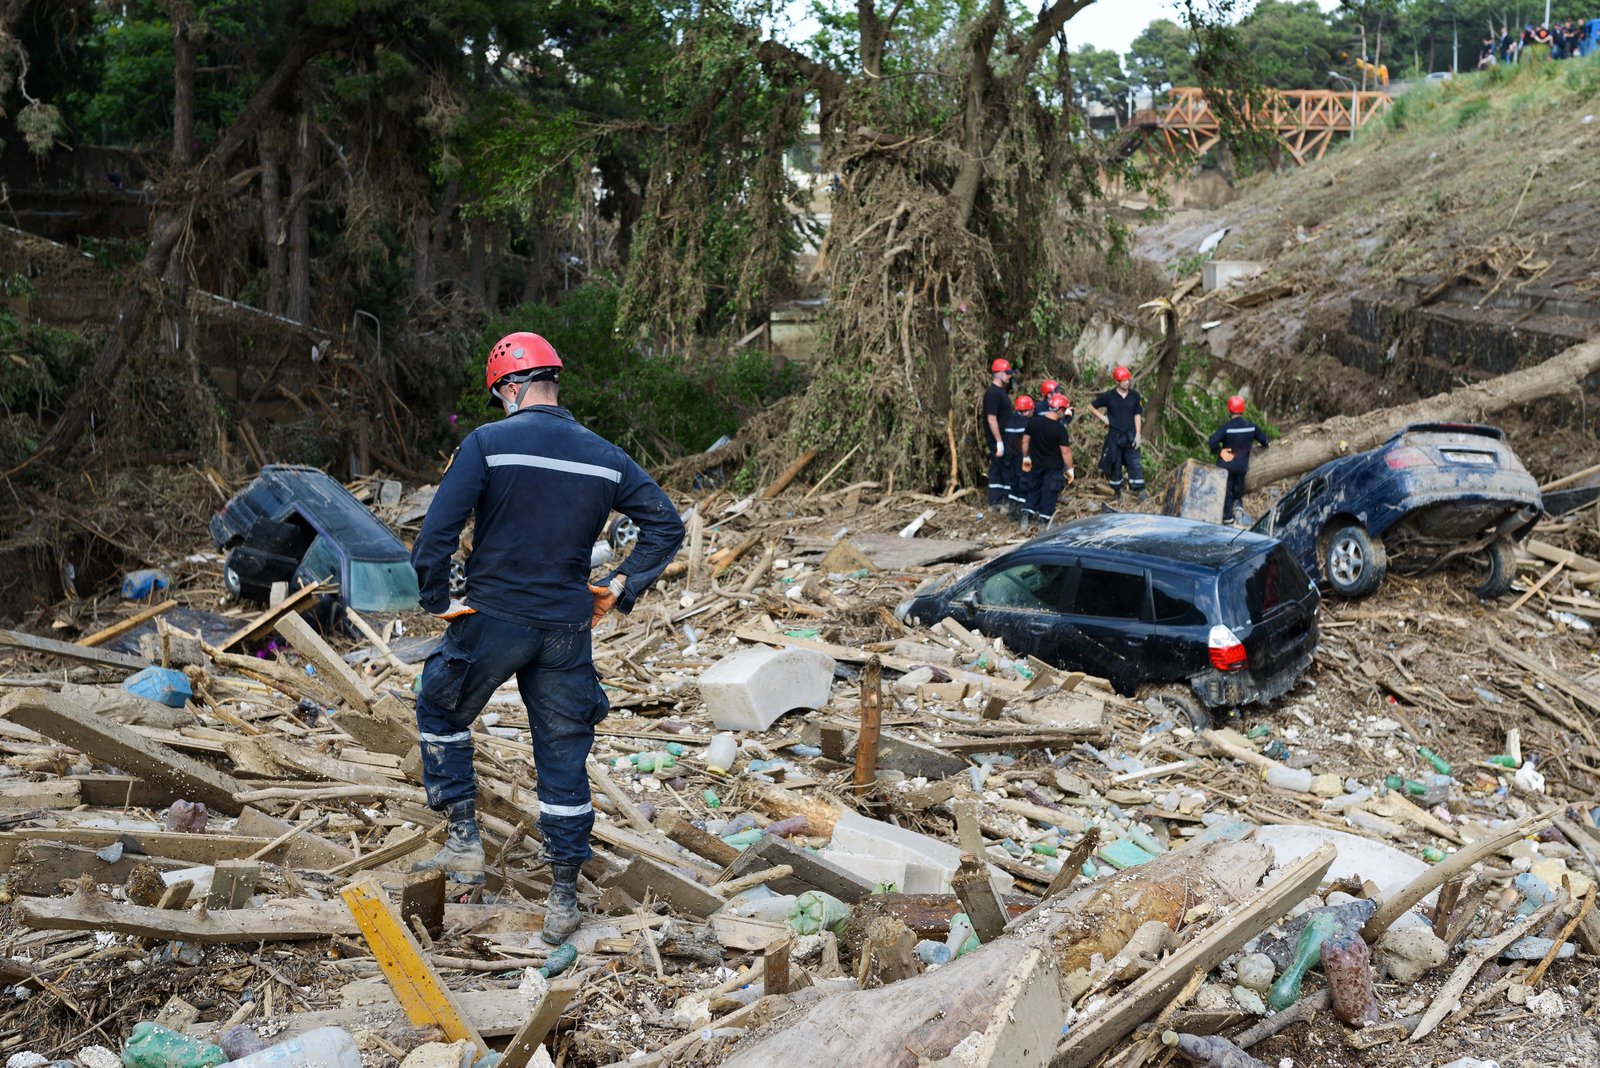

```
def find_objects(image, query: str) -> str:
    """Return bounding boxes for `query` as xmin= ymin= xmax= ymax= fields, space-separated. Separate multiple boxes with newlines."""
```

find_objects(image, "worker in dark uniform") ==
xmin=1038 ymin=378 xmax=1061 ymax=408
xmin=409 ymin=331 xmax=685 ymax=945
xmin=1021 ymin=392 xmax=1075 ymax=530
xmin=982 ymin=358 xmax=1016 ymax=511
xmin=1208 ymin=395 xmax=1271 ymax=525
xmin=1005 ymin=395 xmax=1034 ymax=519
xmin=1091 ymin=365 xmax=1146 ymax=503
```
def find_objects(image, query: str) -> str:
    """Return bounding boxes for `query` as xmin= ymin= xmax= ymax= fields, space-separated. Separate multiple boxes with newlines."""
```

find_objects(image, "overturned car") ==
xmin=1252 ymin=423 xmax=1542 ymax=600
xmin=896 ymin=514 xmax=1321 ymax=724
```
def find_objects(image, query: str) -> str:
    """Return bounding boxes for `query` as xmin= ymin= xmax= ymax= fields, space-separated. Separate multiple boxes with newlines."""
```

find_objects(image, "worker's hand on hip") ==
xmin=1021 ymin=456 xmax=1033 ymax=473
xmin=1219 ymin=447 xmax=1236 ymax=463
xmin=588 ymin=575 xmax=626 ymax=628
xmin=434 ymin=600 xmax=476 ymax=621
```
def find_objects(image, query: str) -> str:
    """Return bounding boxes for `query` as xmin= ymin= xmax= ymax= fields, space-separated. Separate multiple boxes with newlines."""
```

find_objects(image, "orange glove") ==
xmin=434 ymin=600 xmax=477 ymax=621
xmin=588 ymin=575 xmax=625 ymax=628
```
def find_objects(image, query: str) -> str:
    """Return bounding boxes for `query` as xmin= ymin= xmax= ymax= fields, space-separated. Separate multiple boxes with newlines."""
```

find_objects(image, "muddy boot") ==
xmin=410 ymin=800 xmax=485 ymax=885
xmin=541 ymin=863 xmax=582 ymax=945
xmin=1019 ymin=514 xmax=1033 ymax=533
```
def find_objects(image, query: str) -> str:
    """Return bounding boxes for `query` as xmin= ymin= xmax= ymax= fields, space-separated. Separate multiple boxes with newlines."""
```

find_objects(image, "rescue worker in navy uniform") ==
xmin=1020 ymin=392 xmax=1075 ymax=530
xmin=1208 ymin=394 xmax=1271 ymax=525
xmin=1091 ymin=365 xmax=1146 ymax=502
xmin=1003 ymin=395 xmax=1033 ymax=519
xmin=409 ymin=331 xmax=685 ymax=945
xmin=982 ymin=358 xmax=1016 ymax=510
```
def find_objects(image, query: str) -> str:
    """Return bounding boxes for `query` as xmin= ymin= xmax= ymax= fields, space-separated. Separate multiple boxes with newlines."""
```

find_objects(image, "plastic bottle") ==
xmin=1321 ymin=930 xmax=1379 ymax=1027
xmin=1267 ymin=911 xmax=1334 ymax=1011
xmin=721 ymin=828 xmax=763 ymax=850
xmin=539 ymin=943 xmax=578 ymax=978
xmin=705 ymin=733 xmax=737 ymax=774
xmin=946 ymin=913 xmax=980 ymax=958
xmin=212 ymin=1028 xmax=360 ymax=1068
xmin=1417 ymin=746 xmax=1452 ymax=775
xmin=121 ymin=1023 xmax=226 ymax=1068
xmin=1263 ymin=766 xmax=1313 ymax=792
xmin=1160 ymin=1031 xmax=1270 ymax=1068
xmin=915 ymin=939 xmax=952 ymax=965
xmin=730 ymin=893 xmax=797 ymax=923
xmin=788 ymin=891 xmax=850 ymax=935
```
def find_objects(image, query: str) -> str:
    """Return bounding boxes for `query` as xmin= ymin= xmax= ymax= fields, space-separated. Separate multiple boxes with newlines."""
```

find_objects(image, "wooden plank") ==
xmin=0 ymin=829 xmax=283 ymax=866
xmin=78 ymin=599 xmax=179 ymax=648
xmin=763 ymin=935 xmax=792 ymax=996
xmin=234 ymin=806 xmax=359 ymax=869
xmin=854 ymin=657 xmax=882 ymax=796
xmin=720 ymin=834 xmax=876 ymax=904
xmin=274 ymin=612 xmax=378 ymax=709
xmin=217 ymin=582 xmax=324 ymax=652
xmin=4 ymin=840 xmax=190 ymax=895
xmin=604 ymin=855 xmax=725 ymax=918
xmin=71 ymin=774 xmax=185 ymax=808
xmin=1049 ymin=844 xmax=1337 ymax=1068
xmin=400 ymin=870 xmax=446 ymax=940
xmin=845 ymin=534 xmax=982 ymax=570
xmin=341 ymin=878 xmax=488 ymax=1056
xmin=660 ymin=812 xmax=740 ymax=867
xmin=332 ymin=694 xmax=418 ymax=758
xmin=0 ymin=780 xmax=81 ymax=811
xmin=206 ymin=859 xmax=259 ymax=909
xmin=0 ymin=689 xmax=245 ymax=812
xmin=952 ymin=854 xmax=1008 ymax=942
xmin=18 ymin=894 xmax=359 ymax=942
xmin=0 ymin=630 xmax=147 ymax=671
xmin=498 ymin=980 xmax=580 ymax=1068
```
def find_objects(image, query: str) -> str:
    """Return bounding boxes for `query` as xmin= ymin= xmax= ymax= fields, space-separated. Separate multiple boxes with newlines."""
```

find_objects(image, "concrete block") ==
xmin=1202 ymin=259 xmax=1264 ymax=292
xmin=700 ymin=646 xmax=835 ymax=732
xmin=818 ymin=848 xmax=906 ymax=890
xmin=829 ymin=809 xmax=1013 ymax=895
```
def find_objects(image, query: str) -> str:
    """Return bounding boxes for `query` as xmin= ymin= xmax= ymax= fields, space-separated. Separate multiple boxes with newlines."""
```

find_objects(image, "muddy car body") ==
xmin=210 ymin=465 xmax=420 ymax=612
xmin=1252 ymin=424 xmax=1541 ymax=599
xmin=896 ymin=514 xmax=1320 ymax=718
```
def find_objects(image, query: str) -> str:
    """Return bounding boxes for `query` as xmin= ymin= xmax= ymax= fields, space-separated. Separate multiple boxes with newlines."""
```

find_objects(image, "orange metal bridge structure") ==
xmin=1129 ymin=86 xmax=1393 ymax=165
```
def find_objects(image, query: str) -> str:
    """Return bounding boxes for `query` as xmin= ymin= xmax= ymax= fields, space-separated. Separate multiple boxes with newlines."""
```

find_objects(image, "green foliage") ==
xmin=1181 ymin=0 xmax=1283 ymax=170
xmin=1237 ymin=1 xmax=1344 ymax=89
xmin=1147 ymin=351 xmax=1281 ymax=472
xmin=1072 ymin=44 xmax=1130 ymax=110
xmin=1126 ymin=18 xmax=1194 ymax=94
xmin=0 ymin=286 xmax=97 ymax=461
xmin=457 ymin=284 xmax=803 ymax=466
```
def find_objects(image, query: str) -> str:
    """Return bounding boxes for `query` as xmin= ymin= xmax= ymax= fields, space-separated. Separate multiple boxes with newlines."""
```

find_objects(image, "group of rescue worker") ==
xmin=984 ymin=359 xmax=1269 ymax=530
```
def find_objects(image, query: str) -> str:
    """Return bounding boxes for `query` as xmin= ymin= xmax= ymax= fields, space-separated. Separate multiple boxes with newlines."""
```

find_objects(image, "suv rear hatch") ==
xmin=1227 ymin=544 xmax=1320 ymax=701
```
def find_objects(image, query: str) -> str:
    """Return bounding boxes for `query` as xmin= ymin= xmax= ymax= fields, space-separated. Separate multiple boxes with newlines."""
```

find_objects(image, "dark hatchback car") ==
xmin=896 ymin=514 xmax=1320 ymax=723
xmin=210 ymin=465 xmax=420 ymax=613
xmin=1252 ymin=423 xmax=1541 ymax=600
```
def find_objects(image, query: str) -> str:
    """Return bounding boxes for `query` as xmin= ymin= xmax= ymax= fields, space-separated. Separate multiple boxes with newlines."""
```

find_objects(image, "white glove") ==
xmin=994 ymin=442 xmax=1005 ymax=458
xmin=434 ymin=599 xmax=476 ymax=621
xmin=1133 ymin=434 xmax=1142 ymax=449
xmin=1067 ymin=467 xmax=1075 ymax=484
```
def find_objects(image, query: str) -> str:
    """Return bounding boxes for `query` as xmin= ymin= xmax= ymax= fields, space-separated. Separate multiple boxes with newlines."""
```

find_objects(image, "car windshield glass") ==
xmin=1151 ymin=573 xmax=1206 ymax=625
xmin=1067 ymin=566 xmax=1146 ymax=620
xmin=348 ymin=561 xmax=421 ymax=613
xmin=977 ymin=563 xmax=1070 ymax=611
xmin=298 ymin=535 xmax=343 ymax=586
xmin=1234 ymin=546 xmax=1305 ymax=622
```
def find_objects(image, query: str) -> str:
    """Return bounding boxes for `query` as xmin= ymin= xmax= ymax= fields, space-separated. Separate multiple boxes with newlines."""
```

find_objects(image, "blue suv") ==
xmin=1253 ymin=424 xmax=1541 ymax=600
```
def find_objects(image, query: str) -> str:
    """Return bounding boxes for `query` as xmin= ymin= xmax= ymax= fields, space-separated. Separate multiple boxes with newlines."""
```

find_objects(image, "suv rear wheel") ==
xmin=1472 ymin=537 xmax=1517 ymax=599
xmin=1323 ymin=523 xmax=1387 ymax=598
xmin=1141 ymin=684 xmax=1212 ymax=731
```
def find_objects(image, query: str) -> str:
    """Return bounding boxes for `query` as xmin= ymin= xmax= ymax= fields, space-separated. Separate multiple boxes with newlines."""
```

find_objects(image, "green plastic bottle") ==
xmin=122 ymin=1023 xmax=227 ymax=1068
xmin=540 ymin=943 xmax=578 ymax=977
xmin=1267 ymin=912 xmax=1335 ymax=1011
xmin=1417 ymin=746 xmax=1451 ymax=775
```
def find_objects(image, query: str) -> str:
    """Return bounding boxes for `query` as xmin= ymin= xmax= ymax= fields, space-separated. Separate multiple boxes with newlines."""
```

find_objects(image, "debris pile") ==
xmin=1 ymin=471 xmax=1599 ymax=1067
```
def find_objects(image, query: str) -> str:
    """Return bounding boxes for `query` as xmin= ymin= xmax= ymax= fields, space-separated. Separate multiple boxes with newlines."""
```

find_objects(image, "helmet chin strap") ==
xmin=503 ymin=378 xmax=534 ymax=415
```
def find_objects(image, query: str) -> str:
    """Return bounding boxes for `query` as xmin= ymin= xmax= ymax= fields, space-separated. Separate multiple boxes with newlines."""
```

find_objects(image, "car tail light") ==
xmin=1209 ymin=625 xmax=1248 ymax=672
xmin=1385 ymin=446 xmax=1430 ymax=470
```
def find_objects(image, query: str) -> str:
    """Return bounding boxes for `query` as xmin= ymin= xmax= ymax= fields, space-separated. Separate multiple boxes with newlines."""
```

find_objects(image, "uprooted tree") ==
xmin=612 ymin=1 xmax=1152 ymax=491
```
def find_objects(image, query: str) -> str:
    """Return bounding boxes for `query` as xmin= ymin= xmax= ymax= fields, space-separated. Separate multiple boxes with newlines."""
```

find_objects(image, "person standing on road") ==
xmin=1091 ymin=366 xmax=1146 ymax=503
xmin=408 ymin=331 xmax=686 ymax=945
xmin=1208 ymin=395 xmax=1271 ymax=525
xmin=983 ymin=359 xmax=1016 ymax=512
xmin=1020 ymin=393 xmax=1075 ymax=530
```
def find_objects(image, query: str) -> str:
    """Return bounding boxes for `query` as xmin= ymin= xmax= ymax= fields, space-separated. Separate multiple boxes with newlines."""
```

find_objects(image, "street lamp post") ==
xmin=1329 ymin=71 xmax=1358 ymax=136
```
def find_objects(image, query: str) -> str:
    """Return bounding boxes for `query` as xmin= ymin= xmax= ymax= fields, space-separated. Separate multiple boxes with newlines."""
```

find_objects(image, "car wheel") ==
xmin=1472 ymin=537 xmax=1517 ymax=599
xmin=1141 ymin=684 xmax=1213 ymax=731
xmin=608 ymin=514 xmax=640 ymax=556
xmin=223 ymin=550 xmax=271 ymax=603
xmin=1322 ymin=523 xmax=1387 ymax=598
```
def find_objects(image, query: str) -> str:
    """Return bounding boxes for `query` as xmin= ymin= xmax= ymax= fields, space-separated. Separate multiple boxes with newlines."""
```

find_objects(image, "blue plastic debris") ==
xmin=124 ymin=666 xmax=192 ymax=708
xmin=121 ymin=569 xmax=170 ymax=600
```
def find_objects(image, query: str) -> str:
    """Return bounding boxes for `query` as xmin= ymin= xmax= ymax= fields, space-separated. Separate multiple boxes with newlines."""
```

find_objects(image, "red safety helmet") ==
xmin=990 ymin=358 xmax=1013 ymax=374
xmin=1040 ymin=379 xmax=1060 ymax=396
xmin=485 ymin=331 xmax=562 ymax=400
xmin=1048 ymin=393 xmax=1072 ymax=412
xmin=1112 ymin=365 xmax=1132 ymax=383
xmin=1228 ymin=395 xmax=1247 ymax=415
xmin=1013 ymin=395 xmax=1035 ymax=414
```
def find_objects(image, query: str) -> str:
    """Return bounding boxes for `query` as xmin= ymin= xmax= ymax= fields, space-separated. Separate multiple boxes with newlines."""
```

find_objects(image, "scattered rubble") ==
xmin=0 ymin=468 xmax=1599 ymax=1067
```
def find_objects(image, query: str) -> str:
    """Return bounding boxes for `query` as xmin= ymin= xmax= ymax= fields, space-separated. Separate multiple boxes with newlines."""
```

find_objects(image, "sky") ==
xmin=780 ymin=1 xmax=1348 ymax=61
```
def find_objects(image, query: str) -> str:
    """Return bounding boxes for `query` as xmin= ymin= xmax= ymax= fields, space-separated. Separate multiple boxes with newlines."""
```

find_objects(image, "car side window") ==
xmin=1151 ymin=572 xmax=1206 ymax=626
xmin=299 ymin=535 xmax=342 ymax=586
xmin=977 ymin=562 xmax=1072 ymax=611
xmin=1065 ymin=565 xmax=1146 ymax=620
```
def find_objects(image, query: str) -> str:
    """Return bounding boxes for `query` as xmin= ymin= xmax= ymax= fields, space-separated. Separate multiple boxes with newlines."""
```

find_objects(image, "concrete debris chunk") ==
xmin=700 ymin=645 xmax=835 ymax=731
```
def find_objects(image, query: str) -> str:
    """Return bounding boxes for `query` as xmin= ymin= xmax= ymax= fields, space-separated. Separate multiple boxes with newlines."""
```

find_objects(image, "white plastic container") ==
xmin=219 ymin=1028 xmax=361 ymax=1068
xmin=1264 ymin=766 xmax=1314 ymax=793
xmin=705 ymin=732 xmax=737 ymax=774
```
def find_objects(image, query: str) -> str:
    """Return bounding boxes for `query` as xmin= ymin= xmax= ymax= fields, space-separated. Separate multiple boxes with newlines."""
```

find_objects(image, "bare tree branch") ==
xmin=1019 ymin=0 xmax=1098 ymax=70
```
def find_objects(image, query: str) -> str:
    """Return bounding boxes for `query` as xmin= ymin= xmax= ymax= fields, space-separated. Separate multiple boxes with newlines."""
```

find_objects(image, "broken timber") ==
xmin=0 ymin=630 xmax=147 ymax=671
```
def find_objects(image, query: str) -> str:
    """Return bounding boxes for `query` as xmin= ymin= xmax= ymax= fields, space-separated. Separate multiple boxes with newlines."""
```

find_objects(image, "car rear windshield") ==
xmin=1231 ymin=546 xmax=1308 ymax=623
xmin=348 ymin=561 xmax=421 ymax=613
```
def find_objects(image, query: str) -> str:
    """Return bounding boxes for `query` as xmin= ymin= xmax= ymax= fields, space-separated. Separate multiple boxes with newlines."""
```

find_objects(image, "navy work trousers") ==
xmin=987 ymin=446 xmax=1010 ymax=506
xmin=1104 ymin=435 xmax=1145 ymax=494
xmin=1222 ymin=468 xmax=1247 ymax=521
xmin=1025 ymin=469 xmax=1067 ymax=523
xmin=414 ymin=611 xmax=607 ymax=865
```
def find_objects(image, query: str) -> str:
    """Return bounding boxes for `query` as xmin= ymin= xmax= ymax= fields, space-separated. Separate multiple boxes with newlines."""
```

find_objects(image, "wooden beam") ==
xmin=0 ymin=688 xmax=245 ymax=812
xmin=78 ymin=599 xmax=178 ymax=648
xmin=4 ymin=841 xmax=190 ymax=895
xmin=854 ymin=656 xmax=882 ymax=796
xmin=274 ymin=611 xmax=377 ymax=709
xmin=718 ymin=834 xmax=876 ymax=904
xmin=1049 ymin=844 xmax=1336 ymax=1067
xmin=0 ymin=829 xmax=285 ymax=866
xmin=498 ymin=980 xmax=580 ymax=1068
xmin=19 ymin=894 xmax=360 ymax=942
xmin=206 ymin=860 xmax=260 ymax=909
xmin=400 ymin=870 xmax=446 ymax=940
xmin=0 ymin=629 xmax=147 ymax=671
xmin=216 ymin=582 xmax=324 ymax=652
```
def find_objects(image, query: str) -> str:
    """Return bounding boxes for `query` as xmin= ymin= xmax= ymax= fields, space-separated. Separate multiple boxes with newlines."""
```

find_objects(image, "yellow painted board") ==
xmin=340 ymin=878 xmax=488 ymax=1055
